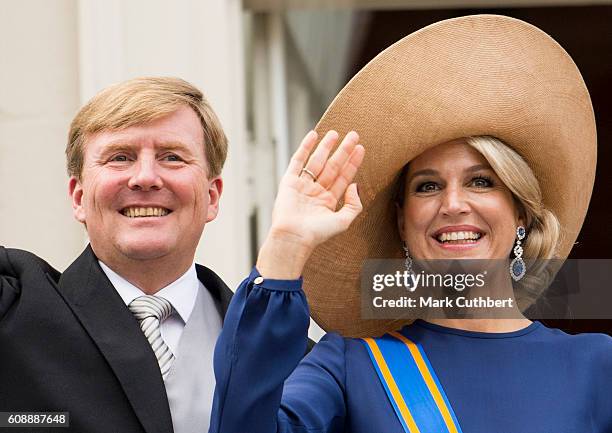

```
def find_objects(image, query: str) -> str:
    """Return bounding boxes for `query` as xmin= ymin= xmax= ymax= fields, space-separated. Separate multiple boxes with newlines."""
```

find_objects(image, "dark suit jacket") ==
xmin=0 ymin=245 xmax=233 ymax=433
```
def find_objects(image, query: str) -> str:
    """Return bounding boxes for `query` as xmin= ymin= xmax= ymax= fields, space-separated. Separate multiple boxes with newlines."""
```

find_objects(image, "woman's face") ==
xmin=398 ymin=140 xmax=523 ymax=260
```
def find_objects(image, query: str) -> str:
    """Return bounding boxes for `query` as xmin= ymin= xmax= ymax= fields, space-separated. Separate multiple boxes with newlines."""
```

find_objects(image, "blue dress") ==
xmin=210 ymin=269 xmax=612 ymax=433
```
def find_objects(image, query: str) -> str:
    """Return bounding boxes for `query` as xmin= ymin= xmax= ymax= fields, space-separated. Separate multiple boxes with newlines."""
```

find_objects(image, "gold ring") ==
xmin=300 ymin=168 xmax=317 ymax=182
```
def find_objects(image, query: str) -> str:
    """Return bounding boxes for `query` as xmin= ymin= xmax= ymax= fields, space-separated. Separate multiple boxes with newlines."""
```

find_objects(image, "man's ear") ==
xmin=206 ymin=177 xmax=223 ymax=223
xmin=68 ymin=176 xmax=86 ymax=223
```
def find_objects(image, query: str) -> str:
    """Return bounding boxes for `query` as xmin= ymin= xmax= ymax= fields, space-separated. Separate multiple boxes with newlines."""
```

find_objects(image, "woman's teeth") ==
xmin=122 ymin=207 xmax=170 ymax=218
xmin=437 ymin=231 xmax=482 ymax=243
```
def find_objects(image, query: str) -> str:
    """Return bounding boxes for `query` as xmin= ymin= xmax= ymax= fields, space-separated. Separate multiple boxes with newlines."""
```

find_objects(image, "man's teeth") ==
xmin=437 ymin=231 xmax=482 ymax=242
xmin=122 ymin=207 xmax=170 ymax=218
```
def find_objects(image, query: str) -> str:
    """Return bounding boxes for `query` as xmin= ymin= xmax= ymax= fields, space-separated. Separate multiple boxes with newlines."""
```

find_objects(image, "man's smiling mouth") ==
xmin=121 ymin=207 xmax=172 ymax=218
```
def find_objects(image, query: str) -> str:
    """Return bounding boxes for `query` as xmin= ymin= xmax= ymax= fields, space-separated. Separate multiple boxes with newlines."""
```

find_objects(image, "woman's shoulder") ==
xmin=306 ymin=332 xmax=374 ymax=365
xmin=537 ymin=323 xmax=612 ymax=368
xmin=304 ymin=333 xmax=346 ymax=364
xmin=299 ymin=332 xmax=380 ymax=387
xmin=537 ymin=322 xmax=612 ymax=344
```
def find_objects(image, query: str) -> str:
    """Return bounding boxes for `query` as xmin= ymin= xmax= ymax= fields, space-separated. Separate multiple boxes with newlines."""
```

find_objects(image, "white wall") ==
xmin=0 ymin=0 xmax=84 ymax=270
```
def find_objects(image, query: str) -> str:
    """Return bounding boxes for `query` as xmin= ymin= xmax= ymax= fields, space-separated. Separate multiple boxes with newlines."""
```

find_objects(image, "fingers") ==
xmin=301 ymin=130 xmax=339 ymax=180
xmin=336 ymin=183 xmax=363 ymax=229
xmin=316 ymin=131 xmax=360 ymax=189
xmin=286 ymin=130 xmax=364 ymax=203
xmin=287 ymin=131 xmax=319 ymax=177
xmin=329 ymin=144 xmax=365 ymax=201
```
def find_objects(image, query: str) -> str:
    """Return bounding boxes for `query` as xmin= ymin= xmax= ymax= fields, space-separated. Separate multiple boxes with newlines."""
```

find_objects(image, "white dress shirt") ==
xmin=99 ymin=260 xmax=199 ymax=358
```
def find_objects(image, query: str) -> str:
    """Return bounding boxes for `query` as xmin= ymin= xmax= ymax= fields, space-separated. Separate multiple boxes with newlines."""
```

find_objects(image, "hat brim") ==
xmin=303 ymin=14 xmax=597 ymax=337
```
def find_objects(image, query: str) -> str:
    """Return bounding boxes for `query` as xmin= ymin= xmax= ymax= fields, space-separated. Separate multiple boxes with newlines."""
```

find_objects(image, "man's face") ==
xmin=69 ymin=106 xmax=222 ymax=266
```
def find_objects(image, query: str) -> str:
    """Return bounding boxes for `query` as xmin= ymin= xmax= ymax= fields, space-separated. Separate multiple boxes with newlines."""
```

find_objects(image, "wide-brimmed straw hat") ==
xmin=303 ymin=14 xmax=597 ymax=337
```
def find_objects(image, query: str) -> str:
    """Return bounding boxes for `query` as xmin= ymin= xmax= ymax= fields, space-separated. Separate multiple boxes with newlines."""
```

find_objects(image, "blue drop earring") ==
xmin=510 ymin=226 xmax=526 ymax=281
xmin=402 ymin=242 xmax=413 ymax=274
xmin=402 ymin=242 xmax=417 ymax=290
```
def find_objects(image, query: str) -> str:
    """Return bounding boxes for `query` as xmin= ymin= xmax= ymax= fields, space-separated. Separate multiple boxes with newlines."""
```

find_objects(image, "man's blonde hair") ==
xmin=66 ymin=76 xmax=228 ymax=180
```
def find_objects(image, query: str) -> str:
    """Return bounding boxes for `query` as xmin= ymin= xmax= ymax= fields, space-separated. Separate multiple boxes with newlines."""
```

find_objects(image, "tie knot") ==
xmin=129 ymin=295 xmax=174 ymax=322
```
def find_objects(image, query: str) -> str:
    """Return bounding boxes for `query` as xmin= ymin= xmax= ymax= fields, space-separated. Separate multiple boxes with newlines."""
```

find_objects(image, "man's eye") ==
xmin=163 ymin=154 xmax=183 ymax=162
xmin=109 ymin=154 xmax=129 ymax=162
xmin=416 ymin=182 xmax=440 ymax=193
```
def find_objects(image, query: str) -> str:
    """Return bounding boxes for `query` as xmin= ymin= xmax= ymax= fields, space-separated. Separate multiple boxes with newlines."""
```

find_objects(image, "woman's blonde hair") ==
xmin=465 ymin=135 xmax=560 ymax=260
xmin=465 ymin=135 xmax=561 ymax=307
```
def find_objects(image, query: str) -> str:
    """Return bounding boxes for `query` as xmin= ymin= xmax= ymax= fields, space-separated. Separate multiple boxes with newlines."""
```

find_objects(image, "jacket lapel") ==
xmin=195 ymin=264 xmax=233 ymax=320
xmin=57 ymin=246 xmax=174 ymax=433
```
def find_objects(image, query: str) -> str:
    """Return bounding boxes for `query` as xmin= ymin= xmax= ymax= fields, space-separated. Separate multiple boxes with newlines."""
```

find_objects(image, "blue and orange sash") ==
xmin=361 ymin=332 xmax=463 ymax=433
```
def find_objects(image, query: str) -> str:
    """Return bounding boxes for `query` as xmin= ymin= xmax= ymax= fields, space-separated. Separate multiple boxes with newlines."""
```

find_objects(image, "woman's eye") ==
xmin=471 ymin=176 xmax=493 ymax=188
xmin=416 ymin=182 xmax=440 ymax=192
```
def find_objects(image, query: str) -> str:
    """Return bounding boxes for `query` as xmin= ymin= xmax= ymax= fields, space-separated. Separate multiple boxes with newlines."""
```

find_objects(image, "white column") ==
xmin=267 ymin=13 xmax=292 ymax=182
xmin=0 ymin=0 xmax=85 ymax=270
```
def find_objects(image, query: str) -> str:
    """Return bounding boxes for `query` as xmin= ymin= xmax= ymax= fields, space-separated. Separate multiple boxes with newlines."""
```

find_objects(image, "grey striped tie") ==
xmin=128 ymin=295 xmax=175 ymax=379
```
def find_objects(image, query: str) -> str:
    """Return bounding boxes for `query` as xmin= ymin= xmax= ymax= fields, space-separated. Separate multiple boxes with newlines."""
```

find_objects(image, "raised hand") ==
xmin=257 ymin=130 xmax=365 ymax=279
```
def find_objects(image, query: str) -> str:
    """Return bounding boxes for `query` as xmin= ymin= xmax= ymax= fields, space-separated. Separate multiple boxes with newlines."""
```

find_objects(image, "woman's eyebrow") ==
xmin=407 ymin=164 xmax=492 ymax=181
xmin=407 ymin=168 xmax=438 ymax=181
xmin=465 ymin=164 xmax=492 ymax=172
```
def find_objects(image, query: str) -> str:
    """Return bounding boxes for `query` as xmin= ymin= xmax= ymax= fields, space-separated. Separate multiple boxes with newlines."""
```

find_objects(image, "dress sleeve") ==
xmin=209 ymin=268 xmax=347 ymax=433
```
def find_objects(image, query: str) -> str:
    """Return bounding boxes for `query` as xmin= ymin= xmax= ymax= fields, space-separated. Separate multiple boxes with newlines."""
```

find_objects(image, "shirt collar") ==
xmin=98 ymin=260 xmax=199 ymax=323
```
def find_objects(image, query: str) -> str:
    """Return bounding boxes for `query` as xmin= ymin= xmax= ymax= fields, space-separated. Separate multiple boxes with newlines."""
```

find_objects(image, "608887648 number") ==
xmin=1 ymin=412 xmax=69 ymax=427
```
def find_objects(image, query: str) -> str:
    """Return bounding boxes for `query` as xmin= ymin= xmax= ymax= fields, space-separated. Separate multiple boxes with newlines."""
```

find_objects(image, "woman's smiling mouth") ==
xmin=432 ymin=225 xmax=485 ymax=248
